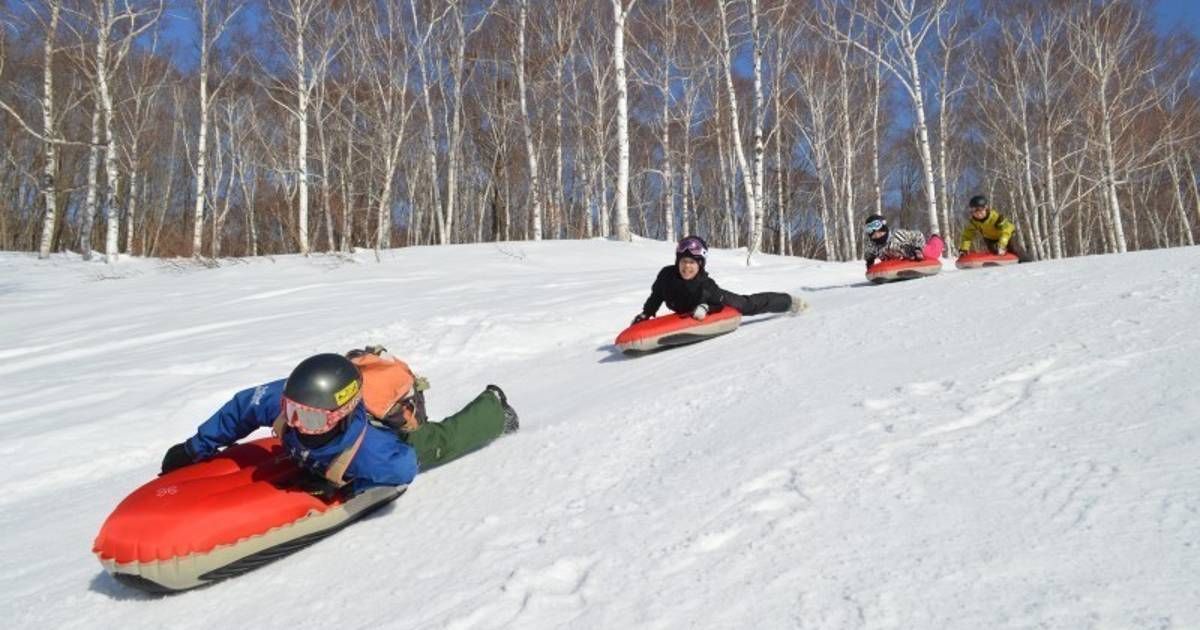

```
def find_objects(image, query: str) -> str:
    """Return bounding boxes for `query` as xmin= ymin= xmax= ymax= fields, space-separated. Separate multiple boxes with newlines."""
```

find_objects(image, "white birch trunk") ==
xmin=192 ymin=1 xmax=211 ymax=256
xmin=681 ymin=101 xmax=693 ymax=237
xmin=1100 ymin=109 xmax=1127 ymax=253
xmin=317 ymin=118 xmax=334 ymax=252
xmin=555 ymin=58 xmax=565 ymax=240
xmin=125 ymin=137 xmax=139 ymax=255
xmin=717 ymin=1 xmax=757 ymax=255
xmin=94 ymin=17 xmax=122 ymax=265
xmin=747 ymin=0 xmax=764 ymax=261
xmin=595 ymin=58 xmax=610 ymax=238
xmin=612 ymin=0 xmax=636 ymax=242
xmin=1166 ymin=152 xmax=1194 ymax=246
xmin=294 ymin=3 xmax=310 ymax=255
xmin=444 ymin=10 xmax=467 ymax=245
xmin=774 ymin=41 xmax=786 ymax=255
xmin=517 ymin=1 xmax=543 ymax=241
xmin=80 ymin=91 xmax=102 ymax=259
xmin=871 ymin=54 xmax=884 ymax=218
xmin=37 ymin=2 xmax=61 ymax=259
xmin=838 ymin=52 xmax=856 ymax=259
xmin=340 ymin=107 xmax=354 ymax=252
xmin=903 ymin=28 xmax=940 ymax=235
xmin=1044 ymin=134 xmax=1064 ymax=259
xmin=1185 ymin=152 xmax=1200 ymax=228
xmin=236 ymin=151 xmax=257 ymax=256
xmin=660 ymin=64 xmax=674 ymax=242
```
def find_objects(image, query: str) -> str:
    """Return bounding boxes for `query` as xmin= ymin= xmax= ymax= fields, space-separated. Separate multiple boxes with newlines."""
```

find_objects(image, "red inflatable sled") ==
xmin=93 ymin=438 xmax=405 ymax=593
xmin=865 ymin=258 xmax=942 ymax=284
xmin=615 ymin=307 xmax=742 ymax=353
xmin=955 ymin=251 xmax=1019 ymax=269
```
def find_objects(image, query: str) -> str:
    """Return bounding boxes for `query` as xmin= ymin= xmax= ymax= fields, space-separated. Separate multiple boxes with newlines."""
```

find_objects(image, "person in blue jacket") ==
xmin=159 ymin=349 xmax=519 ymax=497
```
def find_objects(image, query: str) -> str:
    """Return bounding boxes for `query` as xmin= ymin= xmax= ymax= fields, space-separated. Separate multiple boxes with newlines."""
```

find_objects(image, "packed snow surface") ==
xmin=0 ymin=239 xmax=1197 ymax=629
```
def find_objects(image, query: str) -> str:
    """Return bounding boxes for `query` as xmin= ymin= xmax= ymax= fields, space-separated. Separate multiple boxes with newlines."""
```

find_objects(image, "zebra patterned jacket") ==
xmin=864 ymin=228 xmax=928 ymax=269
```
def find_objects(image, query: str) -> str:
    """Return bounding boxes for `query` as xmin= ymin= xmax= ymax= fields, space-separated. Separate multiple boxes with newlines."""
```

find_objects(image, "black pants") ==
xmin=984 ymin=235 xmax=1033 ymax=263
xmin=720 ymin=290 xmax=791 ymax=316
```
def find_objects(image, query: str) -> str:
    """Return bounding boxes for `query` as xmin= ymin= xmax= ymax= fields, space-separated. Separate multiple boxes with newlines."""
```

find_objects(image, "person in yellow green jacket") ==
xmin=957 ymin=195 xmax=1032 ymax=262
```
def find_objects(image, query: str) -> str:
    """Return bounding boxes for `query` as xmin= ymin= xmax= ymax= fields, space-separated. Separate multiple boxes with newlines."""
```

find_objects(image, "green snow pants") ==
xmin=402 ymin=391 xmax=505 ymax=472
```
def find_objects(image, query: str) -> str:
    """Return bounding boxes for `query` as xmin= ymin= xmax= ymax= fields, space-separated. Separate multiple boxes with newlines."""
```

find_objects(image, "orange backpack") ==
xmin=349 ymin=353 xmax=417 ymax=419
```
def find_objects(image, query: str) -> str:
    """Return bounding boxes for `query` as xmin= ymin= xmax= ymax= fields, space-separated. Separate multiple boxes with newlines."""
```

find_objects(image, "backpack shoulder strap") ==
xmin=323 ymin=421 xmax=368 ymax=488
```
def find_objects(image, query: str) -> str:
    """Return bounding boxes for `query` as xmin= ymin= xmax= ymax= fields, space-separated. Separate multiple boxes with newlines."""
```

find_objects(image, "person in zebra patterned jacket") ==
xmin=863 ymin=214 xmax=939 ymax=270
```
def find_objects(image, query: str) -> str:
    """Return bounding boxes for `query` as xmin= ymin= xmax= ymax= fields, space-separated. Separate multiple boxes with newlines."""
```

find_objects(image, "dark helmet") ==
xmin=863 ymin=214 xmax=889 ymax=244
xmin=281 ymin=353 xmax=363 ymax=435
xmin=968 ymin=195 xmax=988 ymax=209
xmin=676 ymin=235 xmax=709 ymax=269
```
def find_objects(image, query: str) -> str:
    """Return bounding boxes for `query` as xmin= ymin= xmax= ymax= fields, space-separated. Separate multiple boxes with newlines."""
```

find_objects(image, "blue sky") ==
xmin=1154 ymin=0 xmax=1200 ymax=35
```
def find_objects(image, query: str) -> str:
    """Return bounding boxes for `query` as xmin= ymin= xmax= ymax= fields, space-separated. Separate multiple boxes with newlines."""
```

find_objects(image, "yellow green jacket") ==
xmin=959 ymin=209 xmax=1016 ymax=251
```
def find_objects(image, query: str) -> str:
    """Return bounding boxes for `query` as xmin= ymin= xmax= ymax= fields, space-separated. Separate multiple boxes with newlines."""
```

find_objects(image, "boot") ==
xmin=788 ymin=295 xmax=809 ymax=315
xmin=485 ymin=385 xmax=520 ymax=434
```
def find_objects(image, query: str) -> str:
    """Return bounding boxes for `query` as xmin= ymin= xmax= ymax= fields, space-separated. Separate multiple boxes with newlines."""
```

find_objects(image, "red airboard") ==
xmin=865 ymin=258 xmax=942 ymax=283
xmin=615 ymin=308 xmax=742 ymax=352
xmin=955 ymin=251 xmax=1019 ymax=269
xmin=93 ymin=439 xmax=329 ymax=565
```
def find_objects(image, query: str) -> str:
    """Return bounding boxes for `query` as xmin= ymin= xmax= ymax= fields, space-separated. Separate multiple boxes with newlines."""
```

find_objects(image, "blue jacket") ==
xmin=185 ymin=379 xmax=419 ymax=494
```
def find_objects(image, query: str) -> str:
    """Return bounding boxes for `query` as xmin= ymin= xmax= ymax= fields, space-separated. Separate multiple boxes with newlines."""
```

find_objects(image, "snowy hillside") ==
xmin=1 ymin=240 xmax=1197 ymax=629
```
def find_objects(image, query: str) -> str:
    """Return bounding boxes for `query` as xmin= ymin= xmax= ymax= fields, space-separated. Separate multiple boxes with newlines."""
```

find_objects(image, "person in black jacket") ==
xmin=632 ymin=236 xmax=807 ymax=325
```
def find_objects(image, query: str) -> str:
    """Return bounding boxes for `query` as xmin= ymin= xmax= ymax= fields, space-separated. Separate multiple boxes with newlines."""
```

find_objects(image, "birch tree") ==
xmin=36 ymin=1 xmax=62 ymax=258
xmin=190 ymin=0 xmax=242 ymax=257
xmin=821 ymin=0 xmax=951 ymax=234
xmin=353 ymin=0 xmax=415 ymax=255
xmin=80 ymin=0 xmax=163 ymax=263
xmin=610 ymin=0 xmax=637 ymax=242
xmin=704 ymin=0 xmax=760 ymax=259
xmin=1068 ymin=0 xmax=1167 ymax=253
xmin=264 ymin=0 xmax=339 ymax=256
xmin=516 ymin=0 xmax=543 ymax=240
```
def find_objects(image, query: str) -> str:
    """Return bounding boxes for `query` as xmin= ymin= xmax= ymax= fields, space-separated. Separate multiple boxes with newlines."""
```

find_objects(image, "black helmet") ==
xmin=863 ymin=214 xmax=889 ymax=243
xmin=968 ymin=195 xmax=988 ymax=209
xmin=281 ymin=353 xmax=363 ymax=435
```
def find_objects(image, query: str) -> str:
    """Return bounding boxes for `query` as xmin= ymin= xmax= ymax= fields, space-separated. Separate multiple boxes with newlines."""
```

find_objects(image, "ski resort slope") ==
xmin=0 ymin=239 xmax=1197 ymax=629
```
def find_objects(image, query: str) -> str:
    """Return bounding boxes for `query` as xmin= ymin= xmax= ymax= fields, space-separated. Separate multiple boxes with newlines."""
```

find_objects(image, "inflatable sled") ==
xmin=955 ymin=251 xmax=1019 ymax=269
xmin=93 ymin=438 xmax=405 ymax=593
xmin=865 ymin=258 xmax=942 ymax=284
xmin=615 ymin=307 xmax=742 ymax=353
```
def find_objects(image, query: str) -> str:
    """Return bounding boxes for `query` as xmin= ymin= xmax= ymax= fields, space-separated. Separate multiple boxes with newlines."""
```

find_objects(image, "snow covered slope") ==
xmin=1 ymin=240 xmax=1197 ymax=629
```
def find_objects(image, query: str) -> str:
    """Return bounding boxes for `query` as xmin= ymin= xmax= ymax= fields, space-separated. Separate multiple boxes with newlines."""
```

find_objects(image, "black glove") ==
xmin=631 ymin=313 xmax=649 ymax=326
xmin=958 ymin=249 xmax=968 ymax=257
xmin=160 ymin=441 xmax=196 ymax=475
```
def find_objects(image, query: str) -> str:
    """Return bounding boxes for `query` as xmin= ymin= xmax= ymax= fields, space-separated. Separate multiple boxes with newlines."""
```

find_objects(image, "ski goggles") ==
xmin=676 ymin=237 xmax=708 ymax=258
xmin=281 ymin=392 xmax=361 ymax=435
xmin=864 ymin=219 xmax=887 ymax=234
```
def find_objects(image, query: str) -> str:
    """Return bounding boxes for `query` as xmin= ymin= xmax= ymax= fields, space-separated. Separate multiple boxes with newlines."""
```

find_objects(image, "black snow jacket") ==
xmin=641 ymin=265 xmax=728 ymax=317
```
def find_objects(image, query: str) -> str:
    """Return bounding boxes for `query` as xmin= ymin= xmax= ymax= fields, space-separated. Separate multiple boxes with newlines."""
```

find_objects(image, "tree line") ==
xmin=1 ymin=0 xmax=1197 ymax=263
